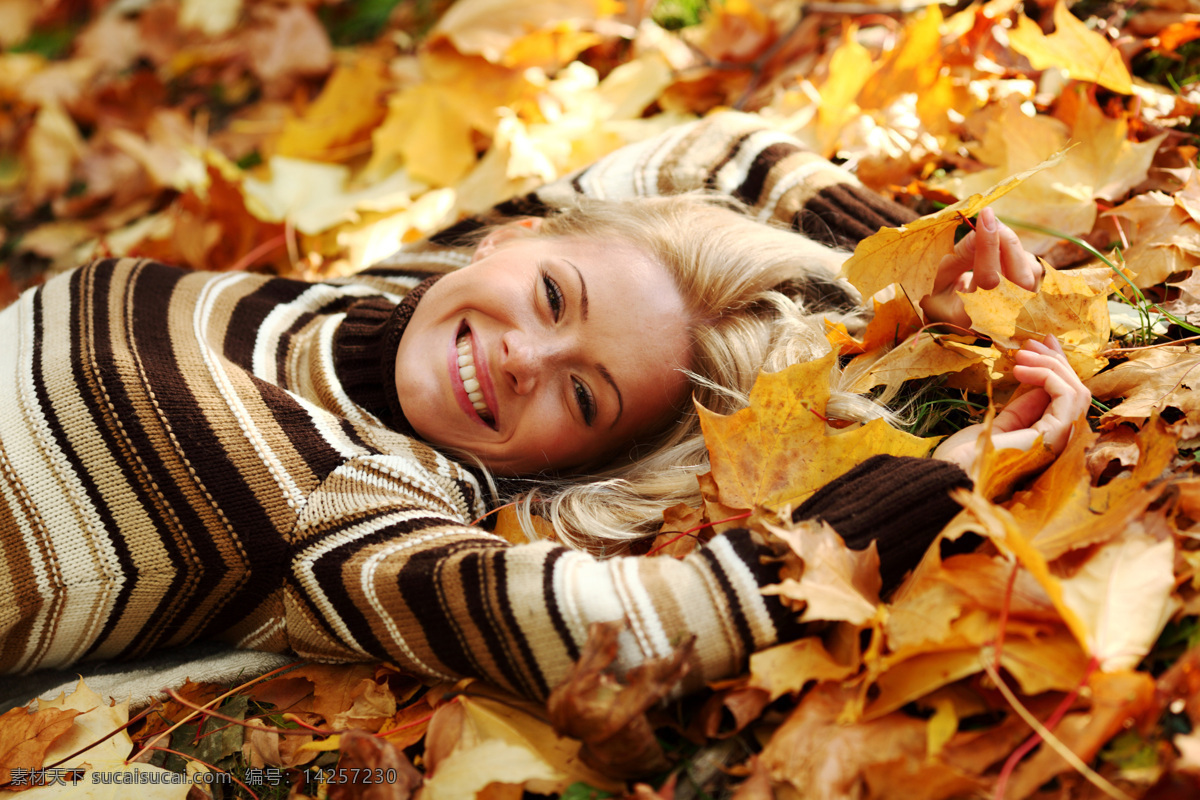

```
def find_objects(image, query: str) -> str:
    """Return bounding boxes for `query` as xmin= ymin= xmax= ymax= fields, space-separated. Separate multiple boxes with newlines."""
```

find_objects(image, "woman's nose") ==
xmin=502 ymin=332 xmax=564 ymax=394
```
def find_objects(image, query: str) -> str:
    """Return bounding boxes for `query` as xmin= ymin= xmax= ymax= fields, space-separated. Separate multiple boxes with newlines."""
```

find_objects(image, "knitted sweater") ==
xmin=0 ymin=112 xmax=958 ymax=700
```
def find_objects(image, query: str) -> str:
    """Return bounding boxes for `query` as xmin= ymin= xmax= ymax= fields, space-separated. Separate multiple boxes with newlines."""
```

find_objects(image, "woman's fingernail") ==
xmin=980 ymin=209 xmax=997 ymax=232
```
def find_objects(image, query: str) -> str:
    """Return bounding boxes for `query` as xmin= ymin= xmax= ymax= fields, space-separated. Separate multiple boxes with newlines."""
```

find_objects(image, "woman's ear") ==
xmin=471 ymin=217 xmax=544 ymax=262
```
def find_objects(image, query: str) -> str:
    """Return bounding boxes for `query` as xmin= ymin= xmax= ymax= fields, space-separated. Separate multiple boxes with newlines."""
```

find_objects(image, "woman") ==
xmin=0 ymin=112 xmax=1087 ymax=701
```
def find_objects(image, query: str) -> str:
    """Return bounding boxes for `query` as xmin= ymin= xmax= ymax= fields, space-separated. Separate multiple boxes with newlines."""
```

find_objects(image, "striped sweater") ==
xmin=0 ymin=112 xmax=924 ymax=700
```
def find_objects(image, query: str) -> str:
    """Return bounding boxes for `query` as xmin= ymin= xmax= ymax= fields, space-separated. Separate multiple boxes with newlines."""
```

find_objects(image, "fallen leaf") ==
xmin=761 ymin=519 xmax=882 ymax=625
xmin=17 ymin=681 xmax=191 ymax=799
xmin=326 ymin=730 xmax=422 ymax=800
xmin=275 ymin=56 xmax=391 ymax=162
xmin=429 ymin=0 xmax=616 ymax=65
xmin=0 ymin=706 xmax=79 ymax=785
xmin=547 ymin=621 xmax=691 ymax=778
xmin=1008 ymin=1 xmax=1133 ymax=93
xmin=934 ymin=93 xmax=1162 ymax=253
xmin=748 ymin=636 xmax=860 ymax=701
xmin=1107 ymin=192 xmax=1200 ymax=287
xmin=759 ymin=682 xmax=983 ymax=800
xmin=958 ymin=263 xmax=1112 ymax=379
xmin=697 ymin=355 xmax=935 ymax=514
xmin=424 ymin=689 xmax=620 ymax=798
xmin=1087 ymin=346 xmax=1200 ymax=426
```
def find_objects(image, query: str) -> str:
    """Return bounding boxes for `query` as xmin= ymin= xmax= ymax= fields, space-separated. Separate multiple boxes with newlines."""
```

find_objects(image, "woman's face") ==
xmin=394 ymin=221 xmax=693 ymax=475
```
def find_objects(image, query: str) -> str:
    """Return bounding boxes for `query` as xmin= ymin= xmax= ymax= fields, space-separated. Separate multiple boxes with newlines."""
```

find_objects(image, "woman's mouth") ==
xmin=452 ymin=326 xmax=497 ymax=428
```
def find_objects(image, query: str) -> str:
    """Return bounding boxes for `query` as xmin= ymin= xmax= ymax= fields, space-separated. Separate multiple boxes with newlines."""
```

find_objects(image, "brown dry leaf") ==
xmin=547 ymin=621 xmax=691 ymax=779
xmin=697 ymin=355 xmax=934 ymax=514
xmin=1008 ymin=1 xmax=1133 ymax=93
xmin=20 ymin=103 xmax=84 ymax=211
xmin=761 ymin=519 xmax=882 ymax=625
xmin=688 ymin=686 xmax=770 ymax=740
xmin=17 ymin=681 xmax=191 ymax=799
xmin=1087 ymin=346 xmax=1200 ymax=426
xmin=326 ymin=730 xmax=422 ymax=800
xmin=748 ymin=636 xmax=860 ymax=702
xmin=243 ymin=4 xmax=333 ymax=97
xmin=958 ymin=264 xmax=1112 ymax=379
xmin=841 ymin=151 xmax=1064 ymax=301
xmin=647 ymin=502 xmax=707 ymax=558
xmin=0 ymin=705 xmax=79 ymax=786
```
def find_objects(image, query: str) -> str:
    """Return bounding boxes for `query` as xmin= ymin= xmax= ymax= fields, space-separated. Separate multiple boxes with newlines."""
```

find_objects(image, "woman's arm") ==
xmin=286 ymin=460 xmax=793 ymax=701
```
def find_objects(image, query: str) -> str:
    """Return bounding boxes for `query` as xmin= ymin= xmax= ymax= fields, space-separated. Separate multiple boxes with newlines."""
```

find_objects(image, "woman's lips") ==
xmin=448 ymin=322 xmax=499 ymax=429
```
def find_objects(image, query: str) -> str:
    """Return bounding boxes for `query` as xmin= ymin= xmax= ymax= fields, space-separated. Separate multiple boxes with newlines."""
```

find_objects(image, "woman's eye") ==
xmin=573 ymin=378 xmax=596 ymax=425
xmin=542 ymin=272 xmax=563 ymax=322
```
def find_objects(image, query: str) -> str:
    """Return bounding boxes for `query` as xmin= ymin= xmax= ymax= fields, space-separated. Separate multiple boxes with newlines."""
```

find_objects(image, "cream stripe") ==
xmin=194 ymin=273 xmax=307 ymax=512
xmin=611 ymin=557 xmax=673 ymax=661
xmin=5 ymin=282 xmax=122 ymax=669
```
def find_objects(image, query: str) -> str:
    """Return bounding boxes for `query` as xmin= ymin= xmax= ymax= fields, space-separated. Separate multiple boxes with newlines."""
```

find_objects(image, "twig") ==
xmin=981 ymin=651 xmax=1132 ymax=800
xmin=131 ymin=661 xmax=300 ymax=762
xmin=646 ymin=511 xmax=753 ymax=557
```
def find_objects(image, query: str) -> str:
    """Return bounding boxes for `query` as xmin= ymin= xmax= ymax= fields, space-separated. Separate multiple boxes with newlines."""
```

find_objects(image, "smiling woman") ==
xmin=395 ymin=223 xmax=693 ymax=475
xmin=0 ymin=111 xmax=1087 ymax=704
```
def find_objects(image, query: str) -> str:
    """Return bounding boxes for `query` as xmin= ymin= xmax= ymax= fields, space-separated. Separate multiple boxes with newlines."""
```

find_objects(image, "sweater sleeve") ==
xmin=417 ymin=111 xmax=917 ymax=252
xmin=284 ymin=454 xmax=793 ymax=701
xmin=792 ymin=455 xmax=973 ymax=593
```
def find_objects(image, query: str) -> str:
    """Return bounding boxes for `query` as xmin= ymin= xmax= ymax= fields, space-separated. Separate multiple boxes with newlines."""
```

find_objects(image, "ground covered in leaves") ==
xmin=3 ymin=0 xmax=1200 ymax=798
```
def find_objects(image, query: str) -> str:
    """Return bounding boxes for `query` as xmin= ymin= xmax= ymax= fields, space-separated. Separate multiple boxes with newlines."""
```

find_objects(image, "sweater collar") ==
xmin=333 ymin=275 xmax=442 ymax=434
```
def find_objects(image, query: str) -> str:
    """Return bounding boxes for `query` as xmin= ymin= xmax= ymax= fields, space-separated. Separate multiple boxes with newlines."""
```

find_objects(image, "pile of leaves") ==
xmin=4 ymin=0 xmax=1200 ymax=797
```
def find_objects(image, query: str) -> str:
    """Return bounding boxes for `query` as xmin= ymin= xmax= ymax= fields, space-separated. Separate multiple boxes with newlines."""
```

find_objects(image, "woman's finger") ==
xmin=998 ymin=223 xmax=1042 ymax=291
xmin=972 ymin=208 xmax=1003 ymax=290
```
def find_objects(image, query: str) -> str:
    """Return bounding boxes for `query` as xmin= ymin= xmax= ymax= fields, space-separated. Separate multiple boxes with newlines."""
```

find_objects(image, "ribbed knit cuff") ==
xmin=792 ymin=455 xmax=972 ymax=592
xmin=793 ymin=184 xmax=919 ymax=249
xmin=333 ymin=276 xmax=441 ymax=433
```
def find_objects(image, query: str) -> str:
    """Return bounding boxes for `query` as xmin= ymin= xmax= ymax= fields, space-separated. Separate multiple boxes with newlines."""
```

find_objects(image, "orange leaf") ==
xmin=0 ymin=706 xmax=80 ymax=785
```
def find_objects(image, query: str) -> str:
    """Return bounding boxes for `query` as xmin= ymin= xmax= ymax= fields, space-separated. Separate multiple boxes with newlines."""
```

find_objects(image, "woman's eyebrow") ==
xmin=565 ymin=260 xmax=588 ymax=321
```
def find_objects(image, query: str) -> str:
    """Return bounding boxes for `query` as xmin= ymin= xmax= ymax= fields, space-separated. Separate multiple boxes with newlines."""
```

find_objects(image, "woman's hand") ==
xmin=920 ymin=207 xmax=1043 ymax=329
xmin=932 ymin=335 xmax=1090 ymax=473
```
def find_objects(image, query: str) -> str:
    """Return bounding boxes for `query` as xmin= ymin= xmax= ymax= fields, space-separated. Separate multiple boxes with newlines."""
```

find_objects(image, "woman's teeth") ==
xmin=456 ymin=333 xmax=494 ymax=423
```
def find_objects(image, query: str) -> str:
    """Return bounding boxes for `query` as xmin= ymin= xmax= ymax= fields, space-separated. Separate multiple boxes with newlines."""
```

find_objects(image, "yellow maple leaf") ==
xmin=840 ymin=151 xmax=1064 ymax=303
xmin=697 ymin=354 xmax=935 ymax=514
xmin=958 ymin=263 xmax=1112 ymax=379
xmin=1008 ymin=1 xmax=1132 ymax=94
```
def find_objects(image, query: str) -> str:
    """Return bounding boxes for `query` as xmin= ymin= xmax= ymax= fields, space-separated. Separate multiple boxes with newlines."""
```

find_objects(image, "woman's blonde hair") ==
xmin=482 ymin=194 xmax=889 ymax=553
